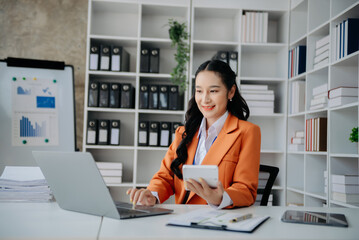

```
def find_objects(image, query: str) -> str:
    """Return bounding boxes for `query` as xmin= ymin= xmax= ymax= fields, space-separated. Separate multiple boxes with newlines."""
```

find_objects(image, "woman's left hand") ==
xmin=185 ymin=178 xmax=224 ymax=206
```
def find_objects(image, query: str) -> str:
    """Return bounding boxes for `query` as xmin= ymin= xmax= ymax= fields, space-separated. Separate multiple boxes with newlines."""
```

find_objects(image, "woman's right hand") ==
xmin=126 ymin=188 xmax=157 ymax=207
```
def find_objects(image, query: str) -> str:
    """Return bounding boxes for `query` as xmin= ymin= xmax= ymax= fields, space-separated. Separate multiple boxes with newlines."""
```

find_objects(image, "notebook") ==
xmin=32 ymin=151 xmax=173 ymax=219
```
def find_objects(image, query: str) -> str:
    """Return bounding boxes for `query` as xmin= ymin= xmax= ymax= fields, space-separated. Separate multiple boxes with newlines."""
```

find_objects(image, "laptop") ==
xmin=32 ymin=151 xmax=173 ymax=219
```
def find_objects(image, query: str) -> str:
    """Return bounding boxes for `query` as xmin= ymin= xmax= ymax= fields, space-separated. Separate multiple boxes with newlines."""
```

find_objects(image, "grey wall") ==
xmin=0 ymin=0 xmax=88 ymax=151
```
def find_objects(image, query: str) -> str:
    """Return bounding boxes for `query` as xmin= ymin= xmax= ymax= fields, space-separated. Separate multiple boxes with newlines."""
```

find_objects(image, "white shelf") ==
xmin=287 ymin=0 xmax=359 ymax=208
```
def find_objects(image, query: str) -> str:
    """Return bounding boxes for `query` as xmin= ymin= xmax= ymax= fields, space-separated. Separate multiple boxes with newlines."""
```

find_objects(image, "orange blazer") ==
xmin=147 ymin=113 xmax=261 ymax=208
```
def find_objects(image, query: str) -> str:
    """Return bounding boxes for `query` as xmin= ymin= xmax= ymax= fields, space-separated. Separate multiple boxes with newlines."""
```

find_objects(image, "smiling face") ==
xmin=195 ymin=70 xmax=235 ymax=128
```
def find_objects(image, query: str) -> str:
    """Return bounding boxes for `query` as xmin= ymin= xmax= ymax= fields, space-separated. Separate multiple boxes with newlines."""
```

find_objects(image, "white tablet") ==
xmin=182 ymin=165 xmax=218 ymax=190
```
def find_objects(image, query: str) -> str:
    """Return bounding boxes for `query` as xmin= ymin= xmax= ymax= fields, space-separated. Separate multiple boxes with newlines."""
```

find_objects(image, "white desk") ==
xmin=99 ymin=204 xmax=359 ymax=240
xmin=0 ymin=202 xmax=102 ymax=240
xmin=1 ymin=203 xmax=358 ymax=240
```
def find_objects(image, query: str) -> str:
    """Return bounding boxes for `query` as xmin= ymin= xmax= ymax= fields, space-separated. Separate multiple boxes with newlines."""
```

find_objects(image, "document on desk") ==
xmin=167 ymin=208 xmax=269 ymax=233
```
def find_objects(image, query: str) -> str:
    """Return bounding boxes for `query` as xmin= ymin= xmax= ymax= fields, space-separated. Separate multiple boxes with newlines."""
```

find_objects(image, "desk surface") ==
xmin=100 ymin=204 xmax=359 ymax=240
xmin=0 ymin=202 xmax=101 ymax=240
xmin=0 ymin=202 xmax=358 ymax=240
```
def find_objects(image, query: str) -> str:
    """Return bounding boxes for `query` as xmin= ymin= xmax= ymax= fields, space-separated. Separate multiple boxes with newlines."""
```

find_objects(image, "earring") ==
xmin=229 ymin=98 xmax=232 ymax=102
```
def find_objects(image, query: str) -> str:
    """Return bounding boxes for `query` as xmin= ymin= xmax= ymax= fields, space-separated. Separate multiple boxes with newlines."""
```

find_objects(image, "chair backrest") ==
xmin=257 ymin=164 xmax=279 ymax=206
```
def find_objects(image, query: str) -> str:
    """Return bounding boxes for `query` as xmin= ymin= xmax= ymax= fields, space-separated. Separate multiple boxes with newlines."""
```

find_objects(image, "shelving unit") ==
xmin=287 ymin=0 xmax=359 ymax=208
xmin=83 ymin=0 xmax=334 ymax=206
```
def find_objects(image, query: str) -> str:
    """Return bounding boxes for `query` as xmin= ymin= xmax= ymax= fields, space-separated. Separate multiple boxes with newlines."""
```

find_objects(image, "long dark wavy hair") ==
xmin=170 ymin=60 xmax=250 ymax=179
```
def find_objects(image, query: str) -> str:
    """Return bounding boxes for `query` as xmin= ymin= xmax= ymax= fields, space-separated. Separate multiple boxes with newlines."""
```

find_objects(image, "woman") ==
xmin=127 ymin=60 xmax=261 ymax=208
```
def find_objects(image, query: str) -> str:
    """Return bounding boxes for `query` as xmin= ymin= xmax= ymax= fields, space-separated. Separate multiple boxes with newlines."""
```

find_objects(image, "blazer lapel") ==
xmin=186 ymin=113 xmax=240 ymax=203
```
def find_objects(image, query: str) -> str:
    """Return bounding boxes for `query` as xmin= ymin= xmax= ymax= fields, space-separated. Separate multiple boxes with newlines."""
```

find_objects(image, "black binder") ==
xmin=149 ymin=85 xmax=159 ymax=109
xmin=99 ymin=83 xmax=109 ymax=108
xmin=228 ymin=51 xmax=238 ymax=75
xmin=111 ymin=46 xmax=121 ymax=72
xmin=171 ymin=122 xmax=182 ymax=143
xmin=86 ymin=120 xmax=98 ymax=145
xmin=139 ymin=84 xmax=149 ymax=109
xmin=212 ymin=51 xmax=228 ymax=63
xmin=98 ymin=120 xmax=109 ymax=145
xmin=100 ymin=45 xmax=111 ymax=71
xmin=159 ymin=122 xmax=171 ymax=147
xmin=149 ymin=122 xmax=159 ymax=146
xmin=168 ymin=85 xmax=180 ymax=110
xmin=149 ymin=48 xmax=160 ymax=73
xmin=109 ymin=120 xmax=120 ymax=145
xmin=120 ymin=83 xmax=134 ymax=108
xmin=159 ymin=85 xmax=169 ymax=110
xmin=140 ymin=48 xmax=150 ymax=73
xmin=109 ymin=83 xmax=120 ymax=108
xmin=111 ymin=46 xmax=130 ymax=72
xmin=88 ymin=81 xmax=99 ymax=107
xmin=138 ymin=121 xmax=149 ymax=146
xmin=89 ymin=44 xmax=99 ymax=70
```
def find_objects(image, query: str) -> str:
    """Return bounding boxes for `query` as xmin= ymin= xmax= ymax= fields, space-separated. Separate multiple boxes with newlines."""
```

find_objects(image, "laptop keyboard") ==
xmin=115 ymin=202 xmax=151 ymax=213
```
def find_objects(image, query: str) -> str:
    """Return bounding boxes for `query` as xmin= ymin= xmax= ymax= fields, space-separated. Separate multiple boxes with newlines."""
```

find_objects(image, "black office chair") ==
xmin=257 ymin=164 xmax=279 ymax=206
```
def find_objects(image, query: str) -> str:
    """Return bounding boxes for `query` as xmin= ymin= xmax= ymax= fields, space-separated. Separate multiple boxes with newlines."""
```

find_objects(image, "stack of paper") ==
xmin=0 ymin=166 xmax=53 ymax=202
xmin=240 ymin=84 xmax=274 ymax=115
xmin=96 ymin=162 xmax=123 ymax=185
xmin=328 ymin=86 xmax=358 ymax=108
xmin=310 ymin=83 xmax=328 ymax=110
xmin=313 ymin=35 xmax=329 ymax=69
xmin=331 ymin=174 xmax=359 ymax=204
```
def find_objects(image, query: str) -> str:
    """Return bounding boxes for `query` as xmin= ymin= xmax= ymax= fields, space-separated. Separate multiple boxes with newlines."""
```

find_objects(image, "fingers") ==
xmin=126 ymin=188 xmax=156 ymax=206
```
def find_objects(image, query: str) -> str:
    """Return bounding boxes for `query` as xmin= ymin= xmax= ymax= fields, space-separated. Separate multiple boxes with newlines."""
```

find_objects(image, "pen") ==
xmin=229 ymin=213 xmax=253 ymax=223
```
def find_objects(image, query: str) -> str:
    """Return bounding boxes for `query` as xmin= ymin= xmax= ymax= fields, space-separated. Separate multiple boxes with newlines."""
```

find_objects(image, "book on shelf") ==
xmin=312 ymin=83 xmax=328 ymax=96
xmin=313 ymin=50 xmax=329 ymax=64
xmin=335 ymin=18 xmax=359 ymax=60
xmin=241 ymin=11 xmax=268 ymax=43
xmin=295 ymin=130 xmax=305 ymax=138
xmin=240 ymin=84 xmax=268 ymax=91
xmin=332 ymin=183 xmax=359 ymax=194
xmin=103 ymin=176 xmax=122 ymax=184
xmin=305 ymin=117 xmax=327 ymax=152
xmin=288 ymin=45 xmax=306 ymax=78
xmin=99 ymin=169 xmax=122 ymax=177
xmin=328 ymin=87 xmax=358 ymax=99
xmin=332 ymin=192 xmax=359 ymax=204
xmin=96 ymin=162 xmax=123 ymax=170
xmin=290 ymin=81 xmax=305 ymax=114
xmin=291 ymin=137 xmax=304 ymax=144
xmin=315 ymin=35 xmax=330 ymax=49
xmin=310 ymin=95 xmax=327 ymax=106
xmin=315 ymin=42 xmax=329 ymax=56
xmin=309 ymin=103 xmax=326 ymax=111
xmin=313 ymin=58 xmax=329 ymax=69
xmin=288 ymin=144 xmax=304 ymax=152
xmin=328 ymin=96 xmax=357 ymax=108
xmin=241 ymin=93 xmax=274 ymax=101
xmin=250 ymin=107 xmax=274 ymax=115
xmin=332 ymin=174 xmax=359 ymax=185
xmin=246 ymin=100 xmax=274 ymax=108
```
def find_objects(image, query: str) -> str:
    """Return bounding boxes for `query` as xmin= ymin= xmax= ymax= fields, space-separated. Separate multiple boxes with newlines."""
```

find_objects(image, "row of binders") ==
xmin=138 ymin=121 xmax=182 ymax=147
xmin=96 ymin=162 xmax=123 ymax=185
xmin=288 ymin=45 xmax=306 ymax=78
xmin=87 ymin=119 xmax=121 ymax=146
xmin=212 ymin=51 xmax=238 ymax=75
xmin=140 ymin=47 xmax=160 ymax=73
xmin=140 ymin=84 xmax=183 ymax=110
xmin=241 ymin=11 xmax=268 ymax=43
xmin=324 ymin=172 xmax=359 ymax=204
xmin=305 ymin=117 xmax=327 ymax=152
xmin=335 ymin=18 xmax=359 ymax=61
xmin=88 ymin=82 xmax=135 ymax=108
xmin=89 ymin=43 xmax=130 ymax=71
xmin=240 ymin=84 xmax=274 ymax=115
